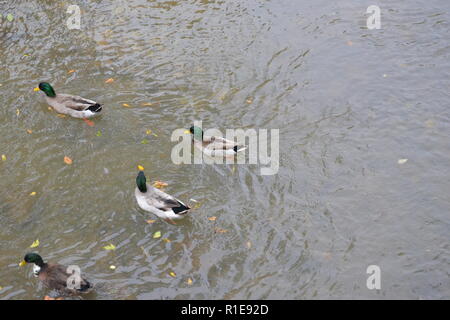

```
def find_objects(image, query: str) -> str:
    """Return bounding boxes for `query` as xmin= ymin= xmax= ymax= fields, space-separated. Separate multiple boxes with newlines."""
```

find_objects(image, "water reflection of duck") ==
xmin=35 ymin=82 xmax=102 ymax=118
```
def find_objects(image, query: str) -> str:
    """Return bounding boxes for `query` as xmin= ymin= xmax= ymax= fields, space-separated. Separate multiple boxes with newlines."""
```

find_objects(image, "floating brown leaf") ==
xmin=64 ymin=156 xmax=73 ymax=165
xmin=153 ymin=181 xmax=168 ymax=189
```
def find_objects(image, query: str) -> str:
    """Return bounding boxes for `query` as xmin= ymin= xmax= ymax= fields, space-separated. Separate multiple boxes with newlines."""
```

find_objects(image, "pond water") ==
xmin=0 ymin=0 xmax=449 ymax=299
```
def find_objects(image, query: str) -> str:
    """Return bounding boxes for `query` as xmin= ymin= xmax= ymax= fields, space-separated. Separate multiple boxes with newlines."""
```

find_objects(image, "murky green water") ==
xmin=0 ymin=0 xmax=449 ymax=299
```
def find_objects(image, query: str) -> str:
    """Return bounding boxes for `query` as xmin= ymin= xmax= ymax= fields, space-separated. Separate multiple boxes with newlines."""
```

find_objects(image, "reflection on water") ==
xmin=0 ymin=0 xmax=449 ymax=299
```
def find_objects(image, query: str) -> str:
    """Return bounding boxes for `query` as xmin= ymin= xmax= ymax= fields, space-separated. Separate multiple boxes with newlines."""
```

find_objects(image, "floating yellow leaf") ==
xmin=64 ymin=156 xmax=73 ymax=165
xmin=141 ymin=102 xmax=153 ymax=107
xmin=16 ymin=109 xmax=20 ymax=116
xmin=208 ymin=216 xmax=217 ymax=221
xmin=30 ymin=239 xmax=40 ymax=248
xmin=162 ymin=238 xmax=171 ymax=243
xmin=30 ymin=192 xmax=36 ymax=196
xmin=153 ymin=181 xmax=168 ymax=189
xmin=57 ymin=114 xmax=66 ymax=118
xmin=146 ymin=219 xmax=156 ymax=224
xmin=153 ymin=231 xmax=161 ymax=239
xmin=138 ymin=165 xmax=144 ymax=171
xmin=105 ymin=78 xmax=114 ymax=84
xmin=187 ymin=278 xmax=193 ymax=285
xmin=1 ymin=154 xmax=6 ymax=161
xmin=122 ymin=103 xmax=131 ymax=108
xmin=146 ymin=129 xmax=152 ymax=135
xmin=103 ymin=244 xmax=116 ymax=250
xmin=169 ymin=271 xmax=176 ymax=277
xmin=68 ymin=69 xmax=76 ymax=74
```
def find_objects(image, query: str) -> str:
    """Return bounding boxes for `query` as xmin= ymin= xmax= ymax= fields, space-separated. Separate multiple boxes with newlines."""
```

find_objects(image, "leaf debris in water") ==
xmin=64 ymin=156 xmax=73 ymax=165
xmin=153 ymin=231 xmax=161 ymax=239
xmin=103 ymin=244 xmax=116 ymax=251
xmin=30 ymin=239 xmax=40 ymax=248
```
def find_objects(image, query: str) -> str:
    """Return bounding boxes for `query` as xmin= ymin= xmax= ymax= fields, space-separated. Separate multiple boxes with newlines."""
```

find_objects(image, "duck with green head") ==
xmin=35 ymin=82 xmax=102 ymax=118
xmin=135 ymin=170 xmax=191 ymax=222
xmin=19 ymin=252 xmax=92 ymax=295
xmin=187 ymin=125 xmax=247 ymax=158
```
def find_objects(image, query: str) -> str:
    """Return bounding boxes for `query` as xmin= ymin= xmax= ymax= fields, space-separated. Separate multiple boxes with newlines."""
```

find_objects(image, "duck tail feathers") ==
xmin=233 ymin=146 xmax=247 ymax=153
xmin=87 ymin=104 xmax=102 ymax=113
xmin=172 ymin=202 xmax=191 ymax=215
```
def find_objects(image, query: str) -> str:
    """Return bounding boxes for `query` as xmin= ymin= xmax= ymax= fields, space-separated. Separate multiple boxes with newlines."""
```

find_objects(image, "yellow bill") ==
xmin=184 ymin=130 xmax=190 ymax=134
xmin=33 ymin=87 xmax=40 ymax=92
xmin=19 ymin=260 xmax=27 ymax=267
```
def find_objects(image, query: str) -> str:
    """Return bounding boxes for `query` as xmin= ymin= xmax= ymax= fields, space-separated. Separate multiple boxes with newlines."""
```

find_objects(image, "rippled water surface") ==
xmin=0 ymin=0 xmax=449 ymax=299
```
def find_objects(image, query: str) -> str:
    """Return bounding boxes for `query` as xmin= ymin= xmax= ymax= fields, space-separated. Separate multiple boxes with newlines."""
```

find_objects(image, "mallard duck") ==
xmin=187 ymin=126 xmax=247 ymax=158
xmin=135 ymin=171 xmax=191 ymax=221
xmin=35 ymin=82 xmax=102 ymax=118
xmin=19 ymin=252 xmax=92 ymax=295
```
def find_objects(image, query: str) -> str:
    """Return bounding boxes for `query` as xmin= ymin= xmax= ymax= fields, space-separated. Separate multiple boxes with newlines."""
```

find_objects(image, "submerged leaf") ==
xmin=146 ymin=219 xmax=156 ymax=224
xmin=215 ymin=228 xmax=228 ymax=234
xmin=208 ymin=216 xmax=217 ymax=221
xmin=30 ymin=239 xmax=40 ymax=248
xmin=83 ymin=118 xmax=95 ymax=127
xmin=187 ymin=278 xmax=193 ymax=285
xmin=141 ymin=139 xmax=149 ymax=144
xmin=162 ymin=238 xmax=171 ymax=243
xmin=96 ymin=130 xmax=102 ymax=137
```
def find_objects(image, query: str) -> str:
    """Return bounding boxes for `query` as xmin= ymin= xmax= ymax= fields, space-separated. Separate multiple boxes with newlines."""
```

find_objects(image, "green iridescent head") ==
xmin=136 ymin=171 xmax=148 ymax=193
xmin=38 ymin=82 xmax=56 ymax=97
xmin=189 ymin=126 xmax=203 ymax=141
